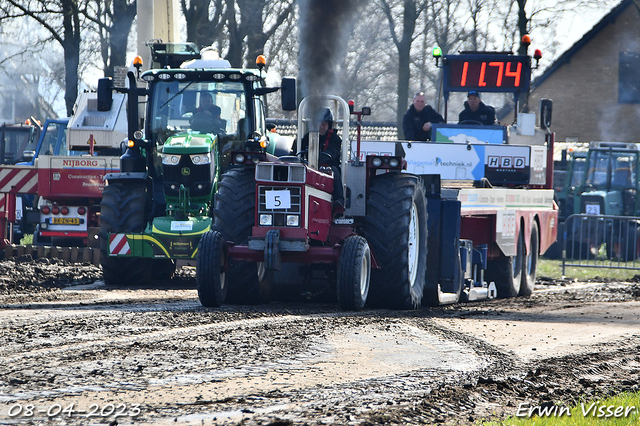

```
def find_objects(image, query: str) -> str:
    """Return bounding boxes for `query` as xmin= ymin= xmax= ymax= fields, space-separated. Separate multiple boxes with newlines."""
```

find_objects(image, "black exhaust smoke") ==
xmin=298 ymin=0 xmax=361 ymax=128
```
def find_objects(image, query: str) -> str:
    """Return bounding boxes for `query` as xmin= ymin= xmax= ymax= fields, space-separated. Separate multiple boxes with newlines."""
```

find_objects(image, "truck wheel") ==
xmin=212 ymin=168 xmax=269 ymax=304
xmin=196 ymin=230 xmax=227 ymax=307
xmin=520 ymin=221 xmax=539 ymax=296
xmin=486 ymin=228 xmax=524 ymax=298
xmin=337 ymin=235 xmax=371 ymax=310
xmin=99 ymin=181 xmax=151 ymax=286
xmin=365 ymin=174 xmax=428 ymax=309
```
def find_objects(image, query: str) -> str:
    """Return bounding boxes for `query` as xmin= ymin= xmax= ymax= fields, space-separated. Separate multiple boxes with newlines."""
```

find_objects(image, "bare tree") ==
xmin=0 ymin=0 xmax=84 ymax=116
xmin=84 ymin=0 xmax=137 ymax=77
xmin=226 ymin=0 xmax=295 ymax=68
xmin=379 ymin=0 xmax=426 ymax=135
xmin=181 ymin=0 xmax=227 ymax=50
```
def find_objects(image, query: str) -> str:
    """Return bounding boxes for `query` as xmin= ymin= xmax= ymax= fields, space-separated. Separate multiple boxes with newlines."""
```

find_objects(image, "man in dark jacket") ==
xmin=294 ymin=108 xmax=344 ymax=210
xmin=402 ymin=92 xmax=444 ymax=141
xmin=458 ymin=90 xmax=496 ymax=125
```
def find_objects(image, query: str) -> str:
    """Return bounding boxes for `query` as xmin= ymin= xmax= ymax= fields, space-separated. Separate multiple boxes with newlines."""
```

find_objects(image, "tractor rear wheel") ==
xmin=520 ymin=221 xmax=539 ymax=296
xmin=99 ymin=181 xmax=151 ymax=286
xmin=197 ymin=230 xmax=227 ymax=307
xmin=365 ymin=173 xmax=428 ymax=309
xmin=337 ymin=236 xmax=371 ymax=310
xmin=211 ymin=168 xmax=270 ymax=304
xmin=486 ymin=227 xmax=524 ymax=298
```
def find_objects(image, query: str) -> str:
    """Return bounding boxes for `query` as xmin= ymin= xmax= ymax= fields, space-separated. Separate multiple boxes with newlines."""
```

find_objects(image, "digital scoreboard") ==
xmin=443 ymin=54 xmax=531 ymax=93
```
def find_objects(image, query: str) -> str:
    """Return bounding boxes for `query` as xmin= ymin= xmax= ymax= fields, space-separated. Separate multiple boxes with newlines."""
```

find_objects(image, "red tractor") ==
xmin=196 ymin=95 xmax=428 ymax=310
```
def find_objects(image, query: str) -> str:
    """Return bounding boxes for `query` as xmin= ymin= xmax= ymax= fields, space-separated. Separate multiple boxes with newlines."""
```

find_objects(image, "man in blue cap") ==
xmin=458 ymin=91 xmax=496 ymax=125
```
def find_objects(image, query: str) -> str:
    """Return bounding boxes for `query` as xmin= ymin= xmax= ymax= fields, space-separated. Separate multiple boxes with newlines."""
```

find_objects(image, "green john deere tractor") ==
xmin=98 ymin=44 xmax=296 ymax=285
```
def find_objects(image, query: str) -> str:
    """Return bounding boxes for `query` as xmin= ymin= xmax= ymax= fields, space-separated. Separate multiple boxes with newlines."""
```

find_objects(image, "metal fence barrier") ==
xmin=562 ymin=214 xmax=640 ymax=275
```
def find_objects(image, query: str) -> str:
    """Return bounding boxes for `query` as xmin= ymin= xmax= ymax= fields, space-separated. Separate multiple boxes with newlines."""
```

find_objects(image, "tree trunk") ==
xmin=396 ymin=0 xmax=417 ymax=139
xmin=225 ymin=0 xmax=243 ymax=67
xmin=106 ymin=0 xmax=136 ymax=77
xmin=61 ymin=0 xmax=81 ymax=117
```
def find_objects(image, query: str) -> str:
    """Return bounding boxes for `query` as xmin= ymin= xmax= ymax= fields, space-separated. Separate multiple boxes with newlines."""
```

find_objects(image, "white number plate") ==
xmin=265 ymin=190 xmax=291 ymax=209
xmin=585 ymin=203 xmax=600 ymax=215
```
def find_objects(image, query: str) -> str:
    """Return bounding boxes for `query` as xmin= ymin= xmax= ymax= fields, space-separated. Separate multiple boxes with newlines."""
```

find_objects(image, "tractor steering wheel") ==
xmin=459 ymin=120 xmax=484 ymax=126
xmin=296 ymin=150 xmax=333 ymax=165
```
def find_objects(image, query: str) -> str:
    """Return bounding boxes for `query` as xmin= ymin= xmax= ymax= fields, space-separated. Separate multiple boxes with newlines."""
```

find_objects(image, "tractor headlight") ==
xmin=162 ymin=154 xmax=181 ymax=165
xmin=372 ymin=157 xmax=382 ymax=167
xmin=190 ymin=153 xmax=211 ymax=165
xmin=389 ymin=158 xmax=399 ymax=167
xmin=234 ymin=153 xmax=246 ymax=163
xmin=259 ymin=214 xmax=272 ymax=226
xmin=286 ymin=215 xmax=299 ymax=227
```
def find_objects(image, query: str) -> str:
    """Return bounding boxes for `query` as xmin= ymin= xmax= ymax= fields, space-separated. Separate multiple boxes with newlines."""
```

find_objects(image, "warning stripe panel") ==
xmin=0 ymin=168 xmax=38 ymax=193
xmin=109 ymin=233 xmax=131 ymax=255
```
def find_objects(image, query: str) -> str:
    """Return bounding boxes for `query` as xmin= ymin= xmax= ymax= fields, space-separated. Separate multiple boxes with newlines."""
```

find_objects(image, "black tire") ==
xmin=365 ymin=174 xmax=428 ymax=309
xmin=196 ymin=230 xmax=228 ymax=307
xmin=32 ymin=224 xmax=51 ymax=246
xmin=486 ymin=227 xmax=524 ymax=298
xmin=337 ymin=236 xmax=371 ymax=310
xmin=152 ymin=259 xmax=176 ymax=282
xmin=100 ymin=181 xmax=152 ymax=286
xmin=543 ymin=223 xmax=563 ymax=259
xmin=618 ymin=223 xmax=639 ymax=262
xmin=520 ymin=221 xmax=539 ymax=296
xmin=212 ymin=168 xmax=269 ymax=304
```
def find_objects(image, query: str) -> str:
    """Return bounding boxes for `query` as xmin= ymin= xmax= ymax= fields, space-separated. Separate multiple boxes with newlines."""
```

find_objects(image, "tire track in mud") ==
xmin=1 ymin=277 xmax=639 ymax=425
xmin=0 ymin=288 xmax=509 ymax=425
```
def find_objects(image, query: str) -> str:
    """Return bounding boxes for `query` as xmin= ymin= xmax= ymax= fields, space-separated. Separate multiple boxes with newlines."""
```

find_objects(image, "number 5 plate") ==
xmin=265 ymin=190 xmax=291 ymax=209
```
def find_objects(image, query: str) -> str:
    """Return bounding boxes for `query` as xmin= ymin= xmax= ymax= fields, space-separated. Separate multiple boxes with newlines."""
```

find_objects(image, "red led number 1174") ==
xmin=453 ymin=60 xmax=523 ymax=89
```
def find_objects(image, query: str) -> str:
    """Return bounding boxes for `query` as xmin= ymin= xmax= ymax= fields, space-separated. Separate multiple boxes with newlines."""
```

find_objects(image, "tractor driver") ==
xmin=458 ymin=91 xmax=497 ymax=125
xmin=294 ymin=108 xmax=345 ymax=212
xmin=190 ymin=92 xmax=226 ymax=134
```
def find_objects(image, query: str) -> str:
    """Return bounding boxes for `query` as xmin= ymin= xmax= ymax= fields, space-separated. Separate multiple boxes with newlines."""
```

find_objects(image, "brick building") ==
xmin=529 ymin=0 xmax=640 ymax=143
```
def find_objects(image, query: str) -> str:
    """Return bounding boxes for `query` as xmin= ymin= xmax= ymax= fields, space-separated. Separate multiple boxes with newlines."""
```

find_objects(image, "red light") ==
xmin=51 ymin=206 xmax=60 ymax=215
xmin=534 ymin=49 xmax=542 ymax=60
xmin=61 ymin=206 xmax=69 ymax=215
xmin=41 ymin=206 xmax=50 ymax=215
xmin=77 ymin=207 xmax=87 ymax=215
xmin=521 ymin=34 xmax=531 ymax=44
xmin=348 ymin=99 xmax=354 ymax=113
xmin=348 ymin=100 xmax=354 ymax=106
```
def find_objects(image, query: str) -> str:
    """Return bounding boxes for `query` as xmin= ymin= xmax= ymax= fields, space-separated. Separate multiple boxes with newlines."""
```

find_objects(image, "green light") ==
xmin=432 ymin=46 xmax=442 ymax=58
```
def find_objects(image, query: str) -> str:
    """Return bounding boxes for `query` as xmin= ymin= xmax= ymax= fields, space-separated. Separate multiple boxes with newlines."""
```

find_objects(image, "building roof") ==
xmin=531 ymin=0 xmax=634 ymax=91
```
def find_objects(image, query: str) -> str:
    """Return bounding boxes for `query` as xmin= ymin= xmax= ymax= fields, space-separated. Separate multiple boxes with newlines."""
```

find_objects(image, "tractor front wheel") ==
xmin=197 ymin=230 xmax=228 ymax=307
xmin=337 ymin=236 xmax=371 ymax=310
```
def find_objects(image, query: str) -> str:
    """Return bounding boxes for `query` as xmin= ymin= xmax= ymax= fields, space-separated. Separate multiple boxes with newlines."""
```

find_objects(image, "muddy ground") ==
xmin=0 ymin=256 xmax=639 ymax=425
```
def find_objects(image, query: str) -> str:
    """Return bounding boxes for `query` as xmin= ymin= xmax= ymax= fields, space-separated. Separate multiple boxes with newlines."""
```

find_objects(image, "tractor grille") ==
xmin=258 ymin=186 xmax=302 ymax=227
xmin=256 ymin=163 xmax=305 ymax=183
